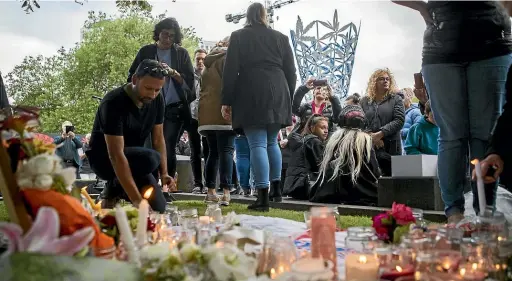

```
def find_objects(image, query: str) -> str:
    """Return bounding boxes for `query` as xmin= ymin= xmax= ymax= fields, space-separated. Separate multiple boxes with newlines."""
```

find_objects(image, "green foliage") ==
xmin=7 ymin=6 xmax=201 ymax=134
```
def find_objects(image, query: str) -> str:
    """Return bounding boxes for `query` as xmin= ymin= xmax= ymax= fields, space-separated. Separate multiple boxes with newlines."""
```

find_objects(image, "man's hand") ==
xmin=472 ymin=154 xmax=504 ymax=184
xmin=162 ymin=174 xmax=176 ymax=192
xmin=221 ymin=105 xmax=232 ymax=121
xmin=161 ymin=63 xmax=176 ymax=76
xmin=413 ymin=87 xmax=428 ymax=104
xmin=371 ymin=131 xmax=384 ymax=143
xmin=68 ymin=131 xmax=75 ymax=139
xmin=305 ymin=77 xmax=315 ymax=89
xmin=280 ymin=139 xmax=288 ymax=149
xmin=61 ymin=132 xmax=67 ymax=139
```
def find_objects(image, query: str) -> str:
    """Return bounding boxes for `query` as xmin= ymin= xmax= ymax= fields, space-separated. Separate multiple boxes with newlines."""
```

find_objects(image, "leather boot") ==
xmin=269 ymin=180 xmax=282 ymax=203
xmin=247 ymin=188 xmax=269 ymax=212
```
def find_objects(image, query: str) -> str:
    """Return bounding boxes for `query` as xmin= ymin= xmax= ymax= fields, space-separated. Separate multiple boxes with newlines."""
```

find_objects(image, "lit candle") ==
xmin=471 ymin=159 xmax=486 ymax=216
xmin=381 ymin=264 xmax=415 ymax=281
xmin=115 ymin=204 xmax=139 ymax=264
xmin=459 ymin=263 xmax=486 ymax=281
xmin=136 ymin=188 xmax=153 ymax=248
xmin=291 ymin=258 xmax=334 ymax=280
xmin=345 ymin=254 xmax=379 ymax=281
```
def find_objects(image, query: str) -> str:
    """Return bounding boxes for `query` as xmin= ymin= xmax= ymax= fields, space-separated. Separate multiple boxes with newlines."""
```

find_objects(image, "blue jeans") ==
xmin=235 ymin=136 xmax=252 ymax=189
xmin=204 ymin=131 xmax=235 ymax=190
xmin=422 ymin=54 xmax=512 ymax=216
xmin=244 ymin=125 xmax=282 ymax=189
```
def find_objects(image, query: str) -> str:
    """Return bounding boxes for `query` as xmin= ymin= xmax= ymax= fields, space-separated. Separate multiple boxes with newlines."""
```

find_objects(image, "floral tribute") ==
xmin=0 ymin=106 xmax=114 ymax=255
xmin=98 ymin=206 xmax=155 ymax=244
xmin=372 ymin=202 xmax=416 ymax=244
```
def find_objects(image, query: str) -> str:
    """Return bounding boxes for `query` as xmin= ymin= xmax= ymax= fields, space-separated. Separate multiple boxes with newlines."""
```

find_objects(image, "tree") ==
xmin=7 ymin=5 xmax=201 ymax=134
xmin=19 ymin=0 xmax=153 ymax=14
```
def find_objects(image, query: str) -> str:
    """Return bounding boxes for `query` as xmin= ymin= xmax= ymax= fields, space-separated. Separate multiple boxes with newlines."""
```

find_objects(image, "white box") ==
xmin=391 ymin=155 xmax=438 ymax=177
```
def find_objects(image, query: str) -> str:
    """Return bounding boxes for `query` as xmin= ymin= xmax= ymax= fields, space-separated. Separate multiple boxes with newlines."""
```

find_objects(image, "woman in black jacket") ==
xmin=292 ymin=78 xmax=342 ymax=134
xmin=309 ymin=105 xmax=381 ymax=205
xmin=360 ymin=68 xmax=405 ymax=176
xmin=221 ymin=3 xmax=297 ymax=211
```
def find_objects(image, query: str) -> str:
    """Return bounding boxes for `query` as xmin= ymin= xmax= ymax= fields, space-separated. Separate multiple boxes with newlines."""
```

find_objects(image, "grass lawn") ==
xmin=0 ymin=200 xmax=372 ymax=229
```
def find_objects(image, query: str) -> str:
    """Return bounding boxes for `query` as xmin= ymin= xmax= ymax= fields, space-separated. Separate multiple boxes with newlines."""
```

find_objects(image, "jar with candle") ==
xmin=414 ymin=251 xmax=437 ymax=275
xmin=196 ymin=216 xmax=213 ymax=246
xmin=458 ymin=262 xmax=487 ymax=281
xmin=345 ymin=227 xmax=378 ymax=252
xmin=432 ymin=249 xmax=462 ymax=274
xmin=411 ymin=209 xmax=428 ymax=232
xmin=289 ymin=258 xmax=334 ymax=281
xmin=476 ymin=208 xmax=507 ymax=238
xmin=181 ymin=208 xmax=199 ymax=230
xmin=311 ymin=207 xmax=338 ymax=278
xmin=165 ymin=205 xmax=179 ymax=226
xmin=257 ymin=236 xmax=298 ymax=279
xmin=434 ymin=227 xmax=464 ymax=250
xmin=345 ymin=253 xmax=380 ymax=281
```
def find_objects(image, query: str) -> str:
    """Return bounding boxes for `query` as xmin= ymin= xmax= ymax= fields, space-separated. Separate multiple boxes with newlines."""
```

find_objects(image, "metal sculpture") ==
xmin=290 ymin=10 xmax=361 ymax=100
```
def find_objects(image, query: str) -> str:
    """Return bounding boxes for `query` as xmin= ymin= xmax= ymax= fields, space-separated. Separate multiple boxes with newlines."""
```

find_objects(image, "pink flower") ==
xmin=390 ymin=202 xmax=416 ymax=225
xmin=372 ymin=213 xmax=391 ymax=241
xmin=0 ymin=207 xmax=95 ymax=258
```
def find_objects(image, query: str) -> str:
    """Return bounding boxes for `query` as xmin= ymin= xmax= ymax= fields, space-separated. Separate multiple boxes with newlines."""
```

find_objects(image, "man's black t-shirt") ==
xmin=88 ymin=84 xmax=164 ymax=154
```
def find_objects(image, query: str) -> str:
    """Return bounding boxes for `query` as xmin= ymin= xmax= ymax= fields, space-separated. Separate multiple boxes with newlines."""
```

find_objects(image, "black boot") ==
xmin=270 ymin=181 xmax=282 ymax=203
xmin=247 ymin=188 xmax=269 ymax=212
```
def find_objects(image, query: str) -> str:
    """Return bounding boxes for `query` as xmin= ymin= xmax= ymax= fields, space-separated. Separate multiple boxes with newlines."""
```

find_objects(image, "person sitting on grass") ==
xmin=309 ymin=105 xmax=381 ymax=205
xmin=404 ymin=100 xmax=439 ymax=155
xmin=283 ymin=114 xmax=328 ymax=200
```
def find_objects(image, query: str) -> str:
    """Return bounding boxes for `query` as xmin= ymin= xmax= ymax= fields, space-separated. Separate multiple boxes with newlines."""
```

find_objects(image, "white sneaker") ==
xmin=220 ymin=194 xmax=231 ymax=206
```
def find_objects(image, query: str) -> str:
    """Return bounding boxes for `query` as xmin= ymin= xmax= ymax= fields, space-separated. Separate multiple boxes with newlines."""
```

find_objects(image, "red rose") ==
xmin=100 ymin=214 xmax=117 ymax=227
xmin=390 ymin=202 xmax=416 ymax=225
xmin=372 ymin=213 xmax=391 ymax=241
xmin=147 ymin=217 xmax=155 ymax=232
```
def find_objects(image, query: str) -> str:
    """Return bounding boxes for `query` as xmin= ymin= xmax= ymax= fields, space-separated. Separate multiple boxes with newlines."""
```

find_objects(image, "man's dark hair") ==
xmin=153 ymin=17 xmax=183 ymax=45
xmin=194 ymin=49 xmax=207 ymax=56
xmin=245 ymin=2 xmax=268 ymax=27
xmin=134 ymin=59 xmax=167 ymax=79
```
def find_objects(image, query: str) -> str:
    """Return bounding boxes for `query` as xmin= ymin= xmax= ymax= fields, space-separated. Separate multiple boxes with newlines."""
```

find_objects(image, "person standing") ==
xmin=54 ymin=121 xmax=82 ymax=179
xmin=88 ymin=59 xmax=173 ymax=212
xmin=394 ymin=1 xmax=512 ymax=222
xmin=0 ymin=72 xmax=9 ymax=109
xmin=221 ymin=2 xmax=297 ymax=211
xmin=128 ymin=18 xmax=195 ymax=190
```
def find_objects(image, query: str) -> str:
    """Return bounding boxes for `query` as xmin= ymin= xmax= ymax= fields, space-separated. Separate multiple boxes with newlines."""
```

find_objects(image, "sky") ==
xmin=0 ymin=0 xmax=427 ymax=99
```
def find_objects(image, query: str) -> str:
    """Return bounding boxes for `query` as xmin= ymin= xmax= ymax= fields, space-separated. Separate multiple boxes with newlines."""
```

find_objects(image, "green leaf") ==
xmin=392 ymin=224 xmax=411 ymax=244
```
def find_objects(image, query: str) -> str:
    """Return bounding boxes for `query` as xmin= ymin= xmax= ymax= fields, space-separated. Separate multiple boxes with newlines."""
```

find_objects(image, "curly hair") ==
xmin=365 ymin=68 xmax=398 ymax=102
xmin=153 ymin=17 xmax=183 ymax=45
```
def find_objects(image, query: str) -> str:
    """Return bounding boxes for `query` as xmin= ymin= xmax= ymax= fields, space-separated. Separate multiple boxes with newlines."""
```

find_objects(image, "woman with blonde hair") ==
xmin=360 ymin=68 xmax=405 ymax=175
xmin=309 ymin=105 xmax=381 ymax=204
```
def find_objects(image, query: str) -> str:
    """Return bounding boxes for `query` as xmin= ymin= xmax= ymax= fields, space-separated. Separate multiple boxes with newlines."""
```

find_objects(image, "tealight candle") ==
xmin=345 ymin=253 xmax=379 ymax=281
xmin=381 ymin=264 xmax=415 ymax=281
xmin=458 ymin=263 xmax=486 ymax=281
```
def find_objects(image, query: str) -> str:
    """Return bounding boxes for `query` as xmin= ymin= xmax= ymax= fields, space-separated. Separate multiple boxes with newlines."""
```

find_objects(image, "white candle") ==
xmin=471 ymin=159 xmax=486 ymax=215
xmin=115 ymin=205 xmax=139 ymax=264
xmin=345 ymin=253 xmax=379 ymax=281
xmin=136 ymin=199 xmax=149 ymax=247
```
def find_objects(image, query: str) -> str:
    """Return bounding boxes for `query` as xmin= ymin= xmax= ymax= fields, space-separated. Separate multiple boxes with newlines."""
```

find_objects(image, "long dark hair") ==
xmin=301 ymin=114 xmax=328 ymax=136
xmin=245 ymin=2 xmax=268 ymax=27
xmin=153 ymin=17 xmax=184 ymax=45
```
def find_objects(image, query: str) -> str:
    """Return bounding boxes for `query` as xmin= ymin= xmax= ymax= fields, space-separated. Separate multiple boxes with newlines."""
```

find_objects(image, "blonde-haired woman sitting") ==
xmin=309 ymin=105 xmax=381 ymax=205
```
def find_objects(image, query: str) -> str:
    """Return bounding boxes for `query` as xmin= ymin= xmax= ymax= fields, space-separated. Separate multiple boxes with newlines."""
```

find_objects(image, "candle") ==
xmin=136 ymin=199 xmax=149 ymax=247
xmin=199 ymin=216 xmax=210 ymax=225
xmin=213 ymin=208 xmax=222 ymax=222
xmin=291 ymin=258 xmax=334 ymax=280
xmin=471 ymin=159 xmax=486 ymax=216
xmin=459 ymin=263 xmax=486 ymax=281
xmin=381 ymin=264 xmax=415 ymax=281
xmin=115 ymin=205 xmax=139 ymax=264
xmin=345 ymin=254 xmax=379 ymax=281
xmin=81 ymin=188 xmax=101 ymax=212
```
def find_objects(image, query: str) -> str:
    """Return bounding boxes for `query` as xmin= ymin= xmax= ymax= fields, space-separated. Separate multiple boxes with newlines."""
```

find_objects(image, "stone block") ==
xmin=378 ymin=177 xmax=444 ymax=211
xmin=176 ymin=155 xmax=194 ymax=192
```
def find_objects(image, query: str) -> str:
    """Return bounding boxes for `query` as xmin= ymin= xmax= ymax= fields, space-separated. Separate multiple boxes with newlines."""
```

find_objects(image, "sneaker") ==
xmin=230 ymin=185 xmax=241 ymax=195
xmin=220 ymin=194 xmax=231 ymax=206
xmin=243 ymin=189 xmax=252 ymax=197
xmin=204 ymin=194 xmax=220 ymax=203
xmin=191 ymin=186 xmax=204 ymax=194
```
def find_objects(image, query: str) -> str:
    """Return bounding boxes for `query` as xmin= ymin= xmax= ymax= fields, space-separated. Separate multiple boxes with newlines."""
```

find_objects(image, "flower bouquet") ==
xmin=97 ymin=206 xmax=155 ymax=243
xmin=372 ymin=202 xmax=416 ymax=244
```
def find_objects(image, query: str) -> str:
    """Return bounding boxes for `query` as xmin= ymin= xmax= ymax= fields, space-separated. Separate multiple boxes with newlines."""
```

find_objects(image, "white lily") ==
xmin=204 ymin=243 xmax=257 ymax=281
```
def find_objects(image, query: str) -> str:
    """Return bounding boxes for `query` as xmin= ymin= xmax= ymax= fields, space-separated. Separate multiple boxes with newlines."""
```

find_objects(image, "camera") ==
xmin=65 ymin=125 xmax=75 ymax=134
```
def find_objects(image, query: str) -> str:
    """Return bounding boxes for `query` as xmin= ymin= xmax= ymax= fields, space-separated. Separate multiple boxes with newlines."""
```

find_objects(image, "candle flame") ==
xmin=471 ymin=159 xmax=479 ymax=165
xmin=270 ymin=268 xmax=276 ymax=279
xmin=359 ymin=255 xmax=367 ymax=264
xmin=396 ymin=266 xmax=403 ymax=272
xmin=278 ymin=265 xmax=284 ymax=273
xmin=496 ymin=264 xmax=501 ymax=270
xmin=143 ymin=187 xmax=154 ymax=199
xmin=460 ymin=268 xmax=466 ymax=276
xmin=472 ymin=263 xmax=478 ymax=270
xmin=414 ymin=272 xmax=421 ymax=281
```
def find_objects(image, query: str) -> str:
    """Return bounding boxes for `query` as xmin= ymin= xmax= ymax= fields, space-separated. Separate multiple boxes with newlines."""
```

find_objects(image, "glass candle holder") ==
xmin=345 ymin=227 xmax=378 ymax=252
xmin=457 ymin=262 xmax=487 ymax=281
xmin=380 ymin=261 xmax=415 ymax=281
xmin=415 ymin=251 xmax=437 ymax=275
xmin=180 ymin=208 xmax=199 ymax=230
xmin=165 ymin=205 xmax=179 ymax=226
xmin=257 ymin=236 xmax=298 ymax=279
xmin=434 ymin=227 xmax=464 ymax=251
xmin=432 ymin=250 xmax=462 ymax=274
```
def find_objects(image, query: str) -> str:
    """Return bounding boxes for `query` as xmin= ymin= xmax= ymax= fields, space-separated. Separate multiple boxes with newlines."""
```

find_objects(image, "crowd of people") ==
xmin=46 ymin=1 xmax=512 ymax=223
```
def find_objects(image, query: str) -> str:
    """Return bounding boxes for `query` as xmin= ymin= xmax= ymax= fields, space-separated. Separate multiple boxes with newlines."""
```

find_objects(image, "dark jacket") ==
xmin=128 ymin=44 xmax=195 ymax=117
xmin=309 ymin=149 xmax=380 ymax=205
xmin=54 ymin=136 xmax=83 ymax=166
xmin=0 ymin=72 xmax=9 ymax=109
xmin=487 ymin=66 xmax=512 ymax=160
xmin=360 ymin=94 xmax=405 ymax=142
xmin=423 ymin=1 xmax=512 ymax=65
xmin=221 ymin=24 xmax=297 ymax=130
xmin=283 ymin=133 xmax=323 ymax=200
xmin=292 ymin=85 xmax=342 ymax=133
xmin=279 ymin=129 xmax=293 ymax=169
